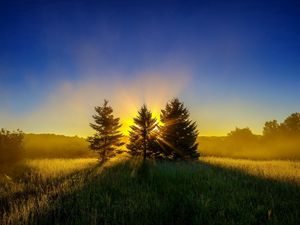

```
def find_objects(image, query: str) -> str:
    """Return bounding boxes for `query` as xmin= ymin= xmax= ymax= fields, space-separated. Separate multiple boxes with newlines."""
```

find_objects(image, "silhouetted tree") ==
xmin=0 ymin=129 xmax=24 ymax=164
xmin=263 ymin=113 xmax=300 ymax=138
xmin=263 ymin=120 xmax=280 ymax=137
xmin=87 ymin=100 xmax=124 ymax=163
xmin=281 ymin=113 xmax=300 ymax=136
xmin=226 ymin=127 xmax=258 ymax=154
xmin=227 ymin=127 xmax=256 ymax=141
xmin=127 ymin=105 xmax=160 ymax=161
xmin=159 ymin=98 xmax=199 ymax=160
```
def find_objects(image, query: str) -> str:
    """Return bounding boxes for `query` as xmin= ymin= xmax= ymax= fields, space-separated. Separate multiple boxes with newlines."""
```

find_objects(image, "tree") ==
xmin=281 ymin=113 xmax=300 ymax=136
xmin=227 ymin=127 xmax=256 ymax=141
xmin=87 ymin=100 xmax=124 ymax=163
xmin=0 ymin=128 xmax=24 ymax=164
xmin=127 ymin=105 xmax=160 ymax=160
xmin=226 ymin=127 xmax=258 ymax=153
xmin=263 ymin=113 xmax=300 ymax=138
xmin=263 ymin=120 xmax=280 ymax=137
xmin=159 ymin=98 xmax=199 ymax=160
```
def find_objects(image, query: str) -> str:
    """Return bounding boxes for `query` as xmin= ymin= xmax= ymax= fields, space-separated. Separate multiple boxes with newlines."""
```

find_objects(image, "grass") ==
xmin=1 ymin=158 xmax=300 ymax=225
xmin=201 ymin=157 xmax=300 ymax=184
xmin=24 ymin=158 xmax=98 ymax=179
xmin=0 ymin=158 xmax=98 ymax=225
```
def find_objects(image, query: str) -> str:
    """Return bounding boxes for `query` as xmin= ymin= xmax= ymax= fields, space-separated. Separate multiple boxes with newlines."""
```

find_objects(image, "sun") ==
xmin=120 ymin=109 xmax=162 ymax=136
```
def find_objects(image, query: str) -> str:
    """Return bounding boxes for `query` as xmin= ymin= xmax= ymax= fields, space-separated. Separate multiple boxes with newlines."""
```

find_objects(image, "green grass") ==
xmin=1 ymin=159 xmax=300 ymax=225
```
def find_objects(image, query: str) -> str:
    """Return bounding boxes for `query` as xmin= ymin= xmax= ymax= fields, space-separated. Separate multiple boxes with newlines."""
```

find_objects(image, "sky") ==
xmin=0 ymin=0 xmax=300 ymax=137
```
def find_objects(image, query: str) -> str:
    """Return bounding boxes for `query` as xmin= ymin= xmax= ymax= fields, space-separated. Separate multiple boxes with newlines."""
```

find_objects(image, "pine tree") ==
xmin=159 ymin=98 xmax=199 ymax=160
xmin=127 ymin=105 xmax=160 ymax=160
xmin=87 ymin=100 xmax=124 ymax=163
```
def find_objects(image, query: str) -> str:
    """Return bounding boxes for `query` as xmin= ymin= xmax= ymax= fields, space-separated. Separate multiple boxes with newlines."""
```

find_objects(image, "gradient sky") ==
xmin=0 ymin=0 xmax=300 ymax=136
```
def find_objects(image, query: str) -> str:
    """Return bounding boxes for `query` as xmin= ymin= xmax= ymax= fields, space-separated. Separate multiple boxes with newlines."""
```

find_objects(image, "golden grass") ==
xmin=0 ymin=158 xmax=100 ymax=225
xmin=1 ymin=157 xmax=300 ymax=224
xmin=201 ymin=156 xmax=300 ymax=184
xmin=24 ymin=158 xmax=98 ymax=179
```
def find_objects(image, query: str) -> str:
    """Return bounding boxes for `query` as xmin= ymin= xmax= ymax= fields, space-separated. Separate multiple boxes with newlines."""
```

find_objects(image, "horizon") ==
xmin=1 ymin=0 xmax=299 ymax=137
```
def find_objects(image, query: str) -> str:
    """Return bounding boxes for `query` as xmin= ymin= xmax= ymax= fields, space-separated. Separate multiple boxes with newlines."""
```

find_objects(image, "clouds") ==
xmin=1 ymin=1 xmax=299 ymax=136
xmin=2 ymin=70 xmax=190 ymax=136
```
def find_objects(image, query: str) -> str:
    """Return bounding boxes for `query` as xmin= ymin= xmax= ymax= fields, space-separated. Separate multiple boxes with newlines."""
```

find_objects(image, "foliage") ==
xmin=260 ymin=113 xmax=300 ymax=159
xmin=263 ymin=113 xmax=300 ymax=138
xmin=200 ymin=113 xmax=300 ymax=160
xmin=281 ymin=113 xmax=300 ymax=135
xmin=159 ymin=98 xmax=199 ymax=160
xmin=0 ymin=128 xmax=24 ymax=164
xmin=127 ymin=105 xmax=161 ymax=160
xmin=226 ymin=127 xmax=258 ymax=152
xmin=227 ymin=127 xmax=256 ymax=141
xmin=87 ymin=100 xmax=124 ymax=163
xmin=263 ymin=120 xmax=280 ymax=137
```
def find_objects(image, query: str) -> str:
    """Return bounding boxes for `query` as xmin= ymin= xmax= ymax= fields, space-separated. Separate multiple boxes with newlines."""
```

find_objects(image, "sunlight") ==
xmin=202 ymin=157 xmax=300 ymax=183
xmin=153 ymin=124 xmax=159 ymax=132
xmin=156 ymin=135 xmax=182 ymax=155
xmin=120 ymin=105 xmax=162 ymax=135
xmin=1 ymin=0 xmax=300 ymax=224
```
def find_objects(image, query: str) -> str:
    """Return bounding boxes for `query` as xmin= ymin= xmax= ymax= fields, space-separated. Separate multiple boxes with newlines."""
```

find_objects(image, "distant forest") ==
xmin=201 ymin=113 xmax=300 ymax=159
xmin=0 ymin=133 xmax=96 ymax=164
xmin=1 ymin=108 xmax=300 ymax=163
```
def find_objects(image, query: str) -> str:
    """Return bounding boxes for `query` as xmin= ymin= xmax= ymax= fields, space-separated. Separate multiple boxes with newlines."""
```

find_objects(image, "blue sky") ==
xmin=0 ymin=0 xmax=299 ymax=136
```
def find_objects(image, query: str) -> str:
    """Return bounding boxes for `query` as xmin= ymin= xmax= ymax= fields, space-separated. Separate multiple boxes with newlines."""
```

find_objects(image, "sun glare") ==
xmin=121 ymin=110 xmax=162 ymax=135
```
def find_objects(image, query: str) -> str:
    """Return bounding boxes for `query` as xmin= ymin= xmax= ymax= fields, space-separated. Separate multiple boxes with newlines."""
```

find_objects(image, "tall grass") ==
xmin=24 ymin=158 xmax=97 ymax=179
xmin=0 ymin=158 xmax=99 ymax=225
xmin=202 ymin=157 xmax=300 ymax=184
xmin=1 ymin=158 xmax=300 ymax=225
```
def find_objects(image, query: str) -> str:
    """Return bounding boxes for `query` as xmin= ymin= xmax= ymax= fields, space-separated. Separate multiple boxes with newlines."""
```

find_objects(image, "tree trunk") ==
xmin=143 ymin=141 xmax=146 ymax=162
xmin=101 ymin=137 xmax=107 ymax=163
xmin=143 ymin=134 xmax=147 ymax=162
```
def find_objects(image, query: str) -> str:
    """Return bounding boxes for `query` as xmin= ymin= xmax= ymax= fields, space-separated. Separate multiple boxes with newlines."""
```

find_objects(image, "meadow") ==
xmin=202 ymin=157 xmax=300 ymax=184
xmin=1 ymin=157 xmax=299 ymax=225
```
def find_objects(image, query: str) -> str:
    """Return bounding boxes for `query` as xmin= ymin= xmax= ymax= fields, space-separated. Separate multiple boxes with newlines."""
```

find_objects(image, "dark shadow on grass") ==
xmin=25 ymin=159 xmax=300 ymax=225
xmin=0 ymin=162 xmax=102 ymax=224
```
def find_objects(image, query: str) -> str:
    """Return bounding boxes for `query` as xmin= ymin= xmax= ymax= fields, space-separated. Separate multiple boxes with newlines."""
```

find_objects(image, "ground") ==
xmin=1 ymin=157 xmax=299 ymax=225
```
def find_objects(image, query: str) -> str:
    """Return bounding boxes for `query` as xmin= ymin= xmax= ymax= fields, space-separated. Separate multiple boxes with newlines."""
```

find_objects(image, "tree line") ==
xmin=0 ymin=129 xmax=24 ymax=164
xmin=199 ymin=113 xmax=300 ymax=159
xmin=226 ymin=113 xmax=300 ymax=141
xmin=1 ymin=101 xmax=299 ymax=163
xmin=87 ymin=98 xmax=199 ymax=163
xmin=263 ymin=113 xmax=300 ymax=138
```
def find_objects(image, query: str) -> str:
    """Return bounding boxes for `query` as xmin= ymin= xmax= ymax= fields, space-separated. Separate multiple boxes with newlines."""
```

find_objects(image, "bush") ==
xmin=0 ymin=129 xmax=24 ymax=164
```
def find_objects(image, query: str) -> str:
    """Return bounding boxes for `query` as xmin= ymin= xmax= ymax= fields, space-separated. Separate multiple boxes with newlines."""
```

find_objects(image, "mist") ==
xmin=1 ymin=71 xmax=190 ymax=137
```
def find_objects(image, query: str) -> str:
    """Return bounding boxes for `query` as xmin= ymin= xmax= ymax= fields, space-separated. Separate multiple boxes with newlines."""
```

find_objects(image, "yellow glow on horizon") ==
xmin=2 ymin=72 xmax=199 ymax=137
xmin=120 ymin=106 xmax=162 ymax=135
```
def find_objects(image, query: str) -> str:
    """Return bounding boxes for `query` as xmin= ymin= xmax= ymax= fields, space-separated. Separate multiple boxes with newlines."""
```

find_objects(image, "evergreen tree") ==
xmin=87 ymin=100 xmax=124 ymax=163
xmin=127 ymin=105 xmax=160 ymax=160
xmin=159 ymin=98 xmax=199 ymax=160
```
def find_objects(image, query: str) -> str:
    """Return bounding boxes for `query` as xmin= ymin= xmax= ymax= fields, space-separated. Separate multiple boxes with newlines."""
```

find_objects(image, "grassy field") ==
xmin=1 ymin=158 xmax=300 ymax=225
xmin=0 ymin=158 xmax=98 ymax=224
xmin=201 ymin=157 xmax=300 ymax=184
